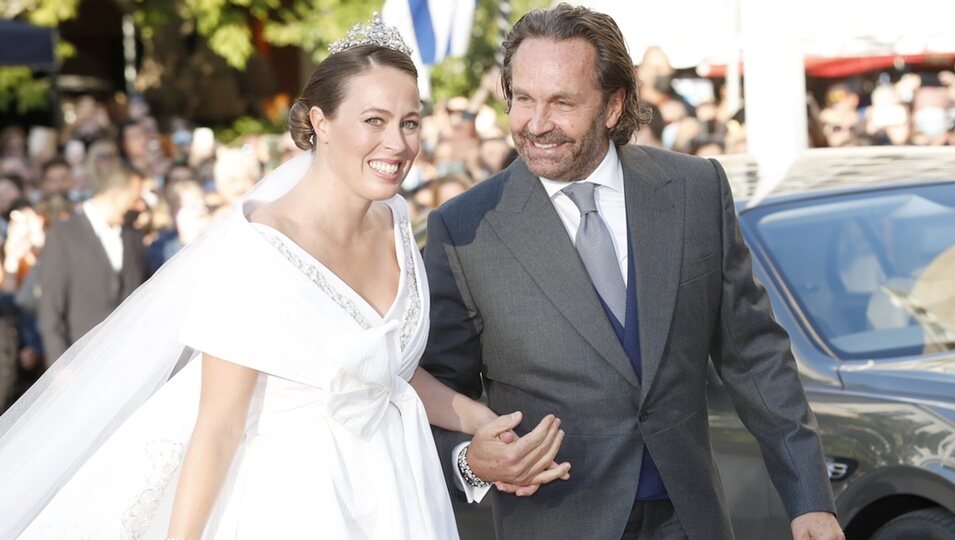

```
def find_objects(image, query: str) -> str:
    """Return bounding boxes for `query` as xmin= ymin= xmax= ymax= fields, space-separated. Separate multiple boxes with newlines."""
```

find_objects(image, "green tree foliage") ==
xmin=2 ymin=0 xmax=550 ymax=115
xmin=2 ymin=0 xmax=81 ymax=25
xmin=0 ymin=0 xmax=79 ymax=114
xmin=429 ymin=0 xmax=548 ymax=103
xmin=0 ymin=68 xmax=50 ymax=114
xmin=262 ymin=0 xmax=379 ymax=63
xmin=130 ymin=0 xmax=380 ymax=69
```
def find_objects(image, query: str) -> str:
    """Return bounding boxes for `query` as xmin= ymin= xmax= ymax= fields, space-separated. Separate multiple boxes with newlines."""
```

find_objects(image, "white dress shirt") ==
xmin=454 ymin=144 xmax=629 ymax=503
xmin=539 ymin=143 xmax=628 ymax=284
xmin=82 ymin=201 xmax=124 ymax=273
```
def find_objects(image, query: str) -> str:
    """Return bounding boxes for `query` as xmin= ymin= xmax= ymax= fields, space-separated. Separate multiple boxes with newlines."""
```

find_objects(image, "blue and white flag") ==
xmin=382 ymin=0 xmax=476 ymax=99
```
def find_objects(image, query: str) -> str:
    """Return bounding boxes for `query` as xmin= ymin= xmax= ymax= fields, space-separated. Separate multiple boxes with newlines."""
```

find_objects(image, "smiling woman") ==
xmin=286 ymin=44 xmax=421 ymax=204
xmin=1 ymin=14 xmax=561 ymax=540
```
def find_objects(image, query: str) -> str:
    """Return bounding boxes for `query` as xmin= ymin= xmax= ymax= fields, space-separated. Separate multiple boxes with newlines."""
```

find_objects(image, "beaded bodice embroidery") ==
xmin=258 ymin=210 xmax=421 ymax=350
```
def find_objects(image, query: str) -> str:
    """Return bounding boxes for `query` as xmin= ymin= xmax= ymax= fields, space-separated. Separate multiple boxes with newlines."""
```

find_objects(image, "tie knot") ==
xmin=562 ymin=182 xmax=598 ymax=215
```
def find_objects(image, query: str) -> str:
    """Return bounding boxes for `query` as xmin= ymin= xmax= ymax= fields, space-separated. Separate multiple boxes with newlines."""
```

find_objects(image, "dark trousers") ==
xmin=621 ymin=499 xmax=688 ymax=540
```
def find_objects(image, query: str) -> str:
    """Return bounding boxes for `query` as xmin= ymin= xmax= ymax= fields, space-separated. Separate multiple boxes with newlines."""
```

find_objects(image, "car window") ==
xmin=748 ymin=183 xmax=955 ymax=359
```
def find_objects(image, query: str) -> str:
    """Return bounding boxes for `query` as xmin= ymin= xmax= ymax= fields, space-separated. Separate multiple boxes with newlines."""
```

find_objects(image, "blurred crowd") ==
xmin=630 ymin=46 xmax=748 ymax=157
xmin=0 ymin=95 xmax=279 ymax=408
xmin=812 ymin=72 xmax=955 ymax=148
xmin=1 ymin=45 xmax=953 ymax=409
xmin=630 ymin=47 xmax=955 ymax=156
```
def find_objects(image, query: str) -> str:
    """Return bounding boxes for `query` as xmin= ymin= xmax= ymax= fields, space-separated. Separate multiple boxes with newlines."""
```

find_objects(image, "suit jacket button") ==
xmin=639 ymin=410 xmax=649 ymax=422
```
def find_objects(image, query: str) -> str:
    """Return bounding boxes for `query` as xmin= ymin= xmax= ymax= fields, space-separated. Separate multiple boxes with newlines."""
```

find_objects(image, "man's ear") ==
xmin=309 ymin=106 xmax=330 ymax=144
xmin=605 ymin=89 xmax=625 ymax=130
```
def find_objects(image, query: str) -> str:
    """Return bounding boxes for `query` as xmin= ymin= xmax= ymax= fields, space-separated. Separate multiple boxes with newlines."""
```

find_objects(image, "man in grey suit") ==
xmin=420 ymin=4 xmax=844 ymax=540
xmin=38 ymin=166 xmax=146 ymax=365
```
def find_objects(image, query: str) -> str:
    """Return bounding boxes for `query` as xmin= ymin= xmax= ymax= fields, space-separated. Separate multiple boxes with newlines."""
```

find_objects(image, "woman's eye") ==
xmin=402 ymin=120 xmax=420 ymax=130
xmin=365 ymin=117 xmax=384 ymax=126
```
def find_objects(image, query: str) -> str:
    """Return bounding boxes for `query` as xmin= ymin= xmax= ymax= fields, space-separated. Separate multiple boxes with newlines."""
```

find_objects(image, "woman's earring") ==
xmin=309 ymin=133 xmax=315 ymax=145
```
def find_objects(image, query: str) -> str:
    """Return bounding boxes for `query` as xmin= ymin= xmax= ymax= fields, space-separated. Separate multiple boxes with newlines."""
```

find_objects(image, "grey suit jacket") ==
xmin=420 ymin=145 xmax=835 ymax=539
xmin=38 ymin=209 xmax=147 ymax=363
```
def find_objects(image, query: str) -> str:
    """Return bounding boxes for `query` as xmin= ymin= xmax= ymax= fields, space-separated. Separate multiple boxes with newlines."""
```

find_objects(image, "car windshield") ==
xmin=748 ymin=183 xmax=955 ymax=360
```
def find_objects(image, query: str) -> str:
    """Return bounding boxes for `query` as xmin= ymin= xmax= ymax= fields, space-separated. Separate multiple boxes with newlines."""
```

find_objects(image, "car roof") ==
xmin=714 ymin=146 xmax=955 ymax=212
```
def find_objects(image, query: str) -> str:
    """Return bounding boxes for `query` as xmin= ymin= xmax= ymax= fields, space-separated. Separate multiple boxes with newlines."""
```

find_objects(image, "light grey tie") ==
xmin=562 ymin=182 xmax=626 ymax=324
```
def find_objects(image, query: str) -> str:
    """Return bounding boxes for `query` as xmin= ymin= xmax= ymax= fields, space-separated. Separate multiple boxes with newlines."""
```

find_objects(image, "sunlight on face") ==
xmin=322 ymin=66 xmax=421 ymax=202
xmin=508 ymin=38 xmax=615 ymax=182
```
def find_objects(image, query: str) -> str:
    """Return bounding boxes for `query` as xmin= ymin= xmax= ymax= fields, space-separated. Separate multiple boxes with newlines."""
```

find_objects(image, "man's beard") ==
xmin=515 ymin=103 xmax=610 ymax=182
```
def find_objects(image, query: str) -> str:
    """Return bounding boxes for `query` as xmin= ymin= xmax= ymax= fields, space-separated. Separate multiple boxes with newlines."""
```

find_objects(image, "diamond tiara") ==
xmin=329 ymin=13 xmax=413 ymax=57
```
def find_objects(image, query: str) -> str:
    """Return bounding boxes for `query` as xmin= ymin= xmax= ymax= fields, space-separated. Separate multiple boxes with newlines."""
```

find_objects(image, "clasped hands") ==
xmin=467 ymin=414 xmax=844 ymax=539
xmin=467 ymin=411 xmax=571 ymax=496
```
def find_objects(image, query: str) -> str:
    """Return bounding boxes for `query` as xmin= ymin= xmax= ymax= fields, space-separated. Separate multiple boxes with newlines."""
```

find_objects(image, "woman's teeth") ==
xmin=370 ymin=161 xmax=399 ymax=174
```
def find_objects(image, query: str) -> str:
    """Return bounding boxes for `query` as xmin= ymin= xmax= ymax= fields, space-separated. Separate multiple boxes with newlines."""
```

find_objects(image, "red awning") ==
xmin=699 ymin=52 xmax=955 ymax=79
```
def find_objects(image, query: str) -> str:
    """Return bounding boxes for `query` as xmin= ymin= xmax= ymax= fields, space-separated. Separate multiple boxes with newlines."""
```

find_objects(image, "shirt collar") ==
xmin=82 ymin=200 xmax=120 ymax=235
xmin=539 ymin=143 xmax=623 ymax=200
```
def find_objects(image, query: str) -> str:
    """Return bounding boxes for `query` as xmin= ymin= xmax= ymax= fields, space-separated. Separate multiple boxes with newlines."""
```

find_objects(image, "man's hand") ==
xmin=791 ymin=511 xmax=844 ymax=540
xmin=491 ymin=426 xmax=570 ymax=497
xmin=467 ymin=411 xmax=571 ymax=494
xmin=493 ymin=460 xmax=570 ymax=496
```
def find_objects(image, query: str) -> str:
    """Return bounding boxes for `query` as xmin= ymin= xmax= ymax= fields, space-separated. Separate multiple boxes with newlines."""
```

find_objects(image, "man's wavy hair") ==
xmin=501 ymin=3 xmax=651 ymax=146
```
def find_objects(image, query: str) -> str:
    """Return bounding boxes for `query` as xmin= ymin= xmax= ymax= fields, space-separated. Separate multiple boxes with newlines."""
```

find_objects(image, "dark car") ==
xmin=710 ymin=147 xmax=955 ymax=539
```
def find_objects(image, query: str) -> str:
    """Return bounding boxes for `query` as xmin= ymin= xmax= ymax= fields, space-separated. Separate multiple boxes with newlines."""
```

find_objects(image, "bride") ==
xmin=0 ymin=15 xmax=569 ymax=539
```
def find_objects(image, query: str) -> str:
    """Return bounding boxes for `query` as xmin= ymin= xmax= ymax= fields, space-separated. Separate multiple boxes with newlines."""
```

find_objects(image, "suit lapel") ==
xmin=620 ymin=146 xmax=684 ymax=403
xmin=485 ymin=160 xmax=640 ymax=390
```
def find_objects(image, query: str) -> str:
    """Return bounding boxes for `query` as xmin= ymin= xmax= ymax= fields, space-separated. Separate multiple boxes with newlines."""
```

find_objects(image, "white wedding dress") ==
xmin=13 ymin=180 xmax=458 ymax=538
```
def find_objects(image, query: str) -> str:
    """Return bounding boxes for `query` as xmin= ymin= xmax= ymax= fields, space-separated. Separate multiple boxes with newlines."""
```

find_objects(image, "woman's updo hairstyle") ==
xmin=289 ymin=45 xmax=418 ymax=151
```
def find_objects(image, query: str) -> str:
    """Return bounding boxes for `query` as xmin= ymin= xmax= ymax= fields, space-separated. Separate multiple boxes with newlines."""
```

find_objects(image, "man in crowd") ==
xmin=39 ymin=157 xmax=75 ymax=199
xmin=38 ymin=165 xmax=147 ymax=364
